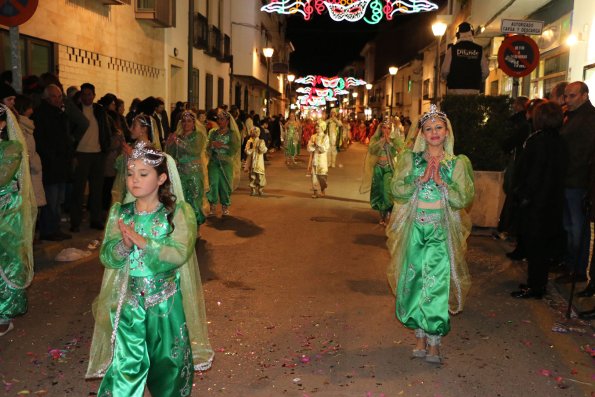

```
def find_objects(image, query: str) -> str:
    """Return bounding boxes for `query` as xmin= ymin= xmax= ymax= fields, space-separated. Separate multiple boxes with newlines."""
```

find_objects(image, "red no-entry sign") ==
xmin=497 ymin=35 xmax=540 ymax=78
xmin=0 ymin=0 xmax=38 ymax=27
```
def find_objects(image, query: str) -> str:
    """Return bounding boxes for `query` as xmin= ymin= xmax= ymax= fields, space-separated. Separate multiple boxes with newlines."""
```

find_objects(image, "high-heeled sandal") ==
xmin=412 ymin=329 xmax=427 ymax=358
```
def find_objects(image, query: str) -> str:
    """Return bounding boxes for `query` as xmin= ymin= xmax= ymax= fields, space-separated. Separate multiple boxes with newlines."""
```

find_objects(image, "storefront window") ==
xmin=0 ymin=30 xmax=54 ymax=77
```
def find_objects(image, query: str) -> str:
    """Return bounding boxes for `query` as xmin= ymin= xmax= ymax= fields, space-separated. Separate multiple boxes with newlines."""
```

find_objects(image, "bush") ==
xmin=442 ymin=94 xmax=512 ymax=171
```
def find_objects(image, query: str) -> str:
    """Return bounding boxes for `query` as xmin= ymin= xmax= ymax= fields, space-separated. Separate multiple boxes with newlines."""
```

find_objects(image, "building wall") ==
xmin=11 ymin=1 xmax=166 ymax=107
xmin=568 ymin=0 xmax=595 ymax=91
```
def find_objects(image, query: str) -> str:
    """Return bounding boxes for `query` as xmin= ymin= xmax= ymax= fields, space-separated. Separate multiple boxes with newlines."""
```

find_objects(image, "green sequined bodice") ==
xmin=412 ymin=152 xmax=456 ymax=203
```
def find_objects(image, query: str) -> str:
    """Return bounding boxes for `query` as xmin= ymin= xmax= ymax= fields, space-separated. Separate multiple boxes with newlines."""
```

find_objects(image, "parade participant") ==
xmin=244 ymin=126 xmax=268 ymax=196
xmin=326 ymin=109 xmax=342 ymax=167
xmin=111 ymin=114 xmax=154 ymax=205
xmin=386 ymin=105 xmax=474 ymax=364
xmin=0 ymin=104 xmax=36 ymax=336
xmin=282 ymin=110 xmax=301 ymax=164
xmin=307 ymin=119 xmax=330 ymax=198
xmin=301 ymin=117 xmax=315 ymax=147
xmin=86 ymin=141 xmax=214 ymax=395
xmin=206 ymin=110 xmax=241 ymax=216
xmin=165 ymin=110 xmax=209 ymax=226
xmin=360 ymin=119 xmax=403 ymax=225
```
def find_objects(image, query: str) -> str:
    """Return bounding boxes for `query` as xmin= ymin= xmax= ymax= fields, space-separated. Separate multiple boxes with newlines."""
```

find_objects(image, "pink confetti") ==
xmin=540 ymin=369 xmax=551 ymax=377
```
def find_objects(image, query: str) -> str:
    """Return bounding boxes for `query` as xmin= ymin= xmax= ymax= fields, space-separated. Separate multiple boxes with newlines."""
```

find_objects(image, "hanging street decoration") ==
xmin=292 ymin=74 xmax=367 ymax=108
xmin=260 ymin=0 xmax=439 ymax=24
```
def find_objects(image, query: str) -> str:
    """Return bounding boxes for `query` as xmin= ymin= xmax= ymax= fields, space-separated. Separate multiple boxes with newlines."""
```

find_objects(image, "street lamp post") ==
xmin=263 ymin=47 xmax=274 ymax=117
xmin=365 ymin=83 xmax=372 ymax=109
xmin=389 ymin=66 xmax=398 ymax=116
xmin=431 ymin=21 xmax=447 ymax=104
xmin=352 ymin=91 xmax=358 ymax=115
xmin=287 ymin=73 xmax=295 ymax=114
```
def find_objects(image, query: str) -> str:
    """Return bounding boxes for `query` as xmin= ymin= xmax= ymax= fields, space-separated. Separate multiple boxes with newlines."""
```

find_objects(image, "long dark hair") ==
xmin=154 ymin=156 xmax=177 ymax=234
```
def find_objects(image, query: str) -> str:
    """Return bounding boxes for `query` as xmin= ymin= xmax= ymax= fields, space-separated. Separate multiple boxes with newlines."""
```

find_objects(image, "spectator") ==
xmin=498 ymin=96 xmax=530 ymax=250
xmin=32 ymin=84 xmax=73 ymax=241
xmin=549 ymin=81 xmax=568 ymax=107
xmin=98 ymin=94 xmax=125 ymax=211
xmin=170 ymin=101 xmax=185 ymax=131
xmin=510 ymin=102 xmax=567 ymax=299
xmin=14 ymin=95 xmax=46 ymax=212
xmin=126 ymin=97 xmax=141 ymax=128
xmin=1 ymin=70 xmax=12 ymax=85
xmin=558 ymin=81 xmax=595 ymax=283
xmin=155 ymin=97 xmax=170 ymax=136
xmin=70 ymin=82 xmax=111 ymax=232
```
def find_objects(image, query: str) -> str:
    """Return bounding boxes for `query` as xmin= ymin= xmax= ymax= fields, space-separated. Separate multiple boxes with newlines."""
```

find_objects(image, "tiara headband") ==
xmin=134 ymin=113 xmax=152 ymax=128
xmin=128 ymin=141 xmax=165 ymax=167
xmin=181 ymin=110 xmax=196 ymax=121
xmin=419 ymin=104 xmax=447 ymax=128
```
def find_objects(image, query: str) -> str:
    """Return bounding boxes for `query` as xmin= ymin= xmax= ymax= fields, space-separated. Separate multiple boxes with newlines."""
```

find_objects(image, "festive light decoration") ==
xmin=293 ymin=74 xmax=367 ymax=109
xmin=260 ymin=0 xmax=439 ymax=25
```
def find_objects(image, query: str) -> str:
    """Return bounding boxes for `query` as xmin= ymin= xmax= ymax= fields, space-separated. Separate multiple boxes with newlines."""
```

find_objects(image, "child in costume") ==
xmin=307 ymin=120 xmax=330 ymax=198
xmin=360 ymin=119 xmax=403 ymax=225
xmin=87 ymin=141 xmax=213 ymax=396
xmin=0 ymin=104 xmax=36 ymax=337
xmin=326 ymin=109 xmax=342 ymax=167
xmin=206 ymin=110 xmax=241 ymax=217
xmin=244 ymin=126 xmax=268 ymax=196
xmin=165 ymin=110 xmax=210 ymax=226
xmin=386 ymin=105 xmax=474 ymax=364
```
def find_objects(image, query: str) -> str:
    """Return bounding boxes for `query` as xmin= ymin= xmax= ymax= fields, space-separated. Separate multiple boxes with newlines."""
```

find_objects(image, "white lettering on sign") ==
xmin=501 ymin=19 xmax=544 ymax=35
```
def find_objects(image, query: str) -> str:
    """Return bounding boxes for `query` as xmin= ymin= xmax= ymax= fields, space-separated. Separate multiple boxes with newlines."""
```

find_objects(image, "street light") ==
xmin=389 ymin=66 xmax=398 ymax=116
xmin=432 ymin=21 xmax=447 ymax=104
xmin=287 ymin=73 xmax=295 ymax=113
xmin=263 ymin=47 xmax=274 ymax=116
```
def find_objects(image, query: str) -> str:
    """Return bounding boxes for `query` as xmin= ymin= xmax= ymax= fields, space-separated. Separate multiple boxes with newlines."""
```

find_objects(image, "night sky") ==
xmin=285 ymin=0 xmax=448 ymax=77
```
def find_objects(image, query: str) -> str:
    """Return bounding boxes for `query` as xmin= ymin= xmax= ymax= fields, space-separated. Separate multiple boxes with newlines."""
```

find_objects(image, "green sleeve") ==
xmin=0 ymin=141 xmax=23 ymax=187
xmin=443 ymin=155 xmax=475 ymax=210
xmin=141 ymin=202 xmax=197 ymax=273
xmin=99 ymin=203 xmax=128 ymax=269
xmin=367 ymin=135 xmax=384 ymax=156
xmin=391 ymin=150 xmax=417 ymax=203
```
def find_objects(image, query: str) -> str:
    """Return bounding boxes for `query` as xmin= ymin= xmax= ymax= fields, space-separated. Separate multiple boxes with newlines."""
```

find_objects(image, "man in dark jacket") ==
xmin=70 ymin=82 xmax=111 ymax=232
xmin=559 ymin=81 xmax=595 ymax=283
xmin=33 ymin=84 xmax=74 ymax=241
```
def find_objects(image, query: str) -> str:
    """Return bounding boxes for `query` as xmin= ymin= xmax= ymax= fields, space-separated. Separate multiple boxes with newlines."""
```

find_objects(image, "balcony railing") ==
xmin=135 ymin=0 xmax=175 ymax=27
xmin=207 ymin=25 xmax=222 ymax=59
xmin=194 ymin=13 xmax=208 ymax=49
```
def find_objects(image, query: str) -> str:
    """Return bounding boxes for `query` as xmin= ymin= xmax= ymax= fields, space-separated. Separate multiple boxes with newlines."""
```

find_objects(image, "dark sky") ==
xmin=285 ymin=0 xmax=448 ymax=77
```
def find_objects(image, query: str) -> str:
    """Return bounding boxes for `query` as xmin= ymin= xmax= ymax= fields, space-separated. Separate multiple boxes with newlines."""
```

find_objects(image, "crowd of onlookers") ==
xmin=497 ymin=80 xmax=595 ymax=319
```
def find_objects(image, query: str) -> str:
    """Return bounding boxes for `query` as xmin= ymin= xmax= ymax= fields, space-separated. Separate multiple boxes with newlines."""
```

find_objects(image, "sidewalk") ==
xmin=472 ymin=227 xmax=594 ymax=318
xmin=33 ymin=221 xmax=104 ymax=272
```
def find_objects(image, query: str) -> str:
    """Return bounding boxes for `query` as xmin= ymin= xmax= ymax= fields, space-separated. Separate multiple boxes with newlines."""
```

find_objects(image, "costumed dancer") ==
xmin=86 ymin=141 xmax=214 ymax=396
xmin=244 ymin=126 xmax=268 ymax=196
xmin=301 ymin=117 xmax=315 ymax=147
xmin=206 ymin=110 xmax=241 ymax=217
xmin=307 ymin=119 xmax=330 ymax=198
xmin=360 ymin=119 xmax=403 ymax=225
xmin=165 ymin=110 xmax=210 ymax=227
xmin=0 ymin=104 xmax=36 ymax=337
xmin=386 ymin=105 xmax=474 ymax=364
xmin=282 ymin=111 xmax=301 ymax=164
xmin=326 ymin=109 xmax=342 ymax=167
xmin=111 ymin=114 xmax=154 ymax=205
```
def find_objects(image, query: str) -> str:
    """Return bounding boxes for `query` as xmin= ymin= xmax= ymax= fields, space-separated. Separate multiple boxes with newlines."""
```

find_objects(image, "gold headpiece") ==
xmin=181 ymin=110 xmax=196 ymax=121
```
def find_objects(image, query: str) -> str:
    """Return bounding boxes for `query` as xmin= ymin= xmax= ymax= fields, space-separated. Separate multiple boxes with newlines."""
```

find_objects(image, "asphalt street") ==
xmin=0 ymin=143 xmax=593 ymax=397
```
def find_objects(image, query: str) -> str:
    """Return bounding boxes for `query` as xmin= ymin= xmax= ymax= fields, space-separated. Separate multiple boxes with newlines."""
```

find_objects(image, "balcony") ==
xmin=102 ymin=0 xmax=130 ymax=4
xmin=135 ymin=0 xmax=175 ymax=27
xmin=207 ymin=25 xmax=222 ymax=59
xmin=193 ymin=13 xmax=208 ymax=49
xmin=220 ymin=34 xmax=232 ymax=63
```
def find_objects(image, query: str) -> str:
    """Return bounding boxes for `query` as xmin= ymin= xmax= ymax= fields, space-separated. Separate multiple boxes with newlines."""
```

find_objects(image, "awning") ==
xmin=232 ymin=74 xmax=282 ymax=97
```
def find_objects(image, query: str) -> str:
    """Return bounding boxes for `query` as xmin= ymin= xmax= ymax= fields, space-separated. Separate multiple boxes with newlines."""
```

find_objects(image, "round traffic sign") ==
xmin=497 ymin=35 xmax=540 ymax=78
xmin=0 ymin=0 xmax=38 ymax=27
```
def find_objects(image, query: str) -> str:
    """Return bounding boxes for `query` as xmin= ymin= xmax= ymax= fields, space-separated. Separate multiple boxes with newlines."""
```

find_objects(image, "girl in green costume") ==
xmin=206 ymin=110 xmax=241 ymax=217
xmin=165 ymin=110 xmax=210 ymax=226
xmin=0 ymin=104 xmax=36 ymax=337
xmin=87 ymin=141 xmax=213 ymax=395
xmin=386 ymin=105 xmax=474 ymax=364
xmin=360 ymin=118 xmax=404 ymax=225
xmin=283 ymin=111 xmax=301 ymax=164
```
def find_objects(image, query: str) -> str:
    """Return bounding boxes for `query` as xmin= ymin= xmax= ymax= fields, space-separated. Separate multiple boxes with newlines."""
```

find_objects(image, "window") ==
xmin=422 ymin=79 xmax=430 ymax=100
xmin=194 ymin=13 xmax=208 ymax=49
xmin=490 ymin=80 xmax=499 ymax=96
xmin=0 ymin=30 xmax=54 ymax=77
xmin=234 ymin=84 xmax=241 ymax=108
xmin=205 ymin=73 xmax=213 ymax=110
xmin=217 ymin=77 xmax=224 ymax=107
xmin=135 ymin=0 xmax=175 ymax=27
xmin=191 ymin=68 xmax=200 ymax=109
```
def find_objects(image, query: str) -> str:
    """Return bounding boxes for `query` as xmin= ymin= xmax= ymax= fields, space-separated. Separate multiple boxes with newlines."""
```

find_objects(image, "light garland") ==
xmin=293 ymin=74 xmax=367 ymax=109
xmin=260 ymin=0 xmax=439 ymax=24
